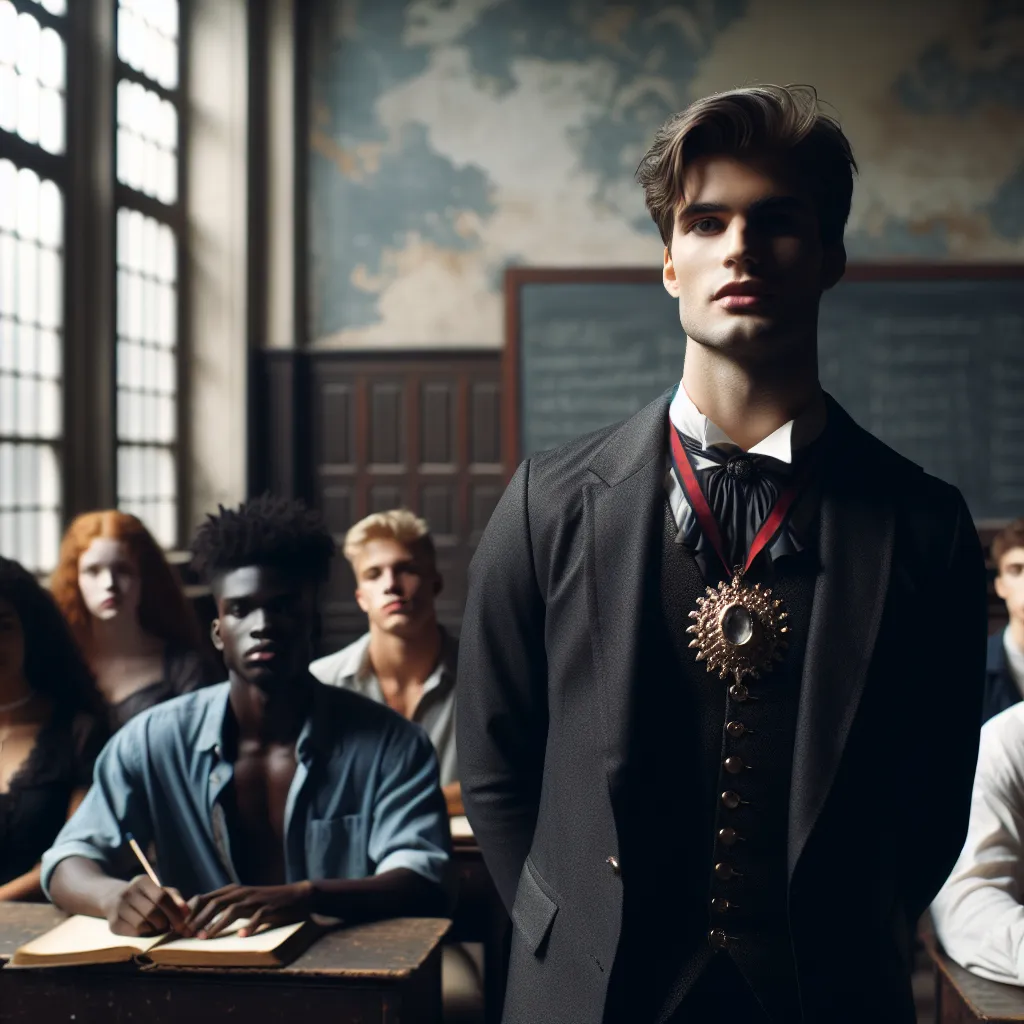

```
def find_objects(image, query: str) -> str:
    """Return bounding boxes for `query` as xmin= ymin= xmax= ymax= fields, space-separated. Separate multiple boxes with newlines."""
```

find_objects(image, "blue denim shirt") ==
xmin=41 ymin=678 xmax=451 ymax=899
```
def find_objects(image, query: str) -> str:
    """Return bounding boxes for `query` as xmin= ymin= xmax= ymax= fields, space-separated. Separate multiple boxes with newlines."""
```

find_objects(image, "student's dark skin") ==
xmin=49 ymin=564 xmax=447 ymax=939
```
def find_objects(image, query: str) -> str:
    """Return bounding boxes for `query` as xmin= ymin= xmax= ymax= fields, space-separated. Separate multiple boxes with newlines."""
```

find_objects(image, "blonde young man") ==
xmin=310 ymin=510 xmax=461 ymax=815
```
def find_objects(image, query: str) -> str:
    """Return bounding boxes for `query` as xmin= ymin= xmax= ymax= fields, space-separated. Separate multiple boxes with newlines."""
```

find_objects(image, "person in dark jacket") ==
xmin=982 ymin=518 xmax=1024 ymax=724
xmin=457 ymin=84 xmax=988 ymax=1024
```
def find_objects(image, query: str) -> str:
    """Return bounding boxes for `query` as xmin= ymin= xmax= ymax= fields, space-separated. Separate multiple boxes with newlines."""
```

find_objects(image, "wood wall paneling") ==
xmin=254 ymin=351 xmax=504 ymax=654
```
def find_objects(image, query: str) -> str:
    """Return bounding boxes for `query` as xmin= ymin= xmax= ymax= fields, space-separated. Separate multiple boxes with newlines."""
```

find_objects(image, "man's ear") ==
xmin=210 ymin=619 xmax=224 ymax=652
xmin=995 ymin=575 xmax=1008 ymax=602
xmin=663 ymin=245 xmax=681 ymax=298
xmin=821 ymin=243 xmax=847 ymax=291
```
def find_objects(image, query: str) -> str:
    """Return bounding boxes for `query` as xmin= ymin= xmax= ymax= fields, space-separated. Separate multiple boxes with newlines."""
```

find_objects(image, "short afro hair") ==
xmin=191 ymin=494 xmax=335 ymax=588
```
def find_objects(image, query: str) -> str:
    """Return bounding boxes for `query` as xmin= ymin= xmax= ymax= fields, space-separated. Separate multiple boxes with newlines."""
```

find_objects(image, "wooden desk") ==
xmin=927 ymin=938 xmax=1024 ymax=1022
xmin=450 ymin=826 xmax=510 ymax=1024
xmin=0 ymin=904 xmax=449 ymax=1024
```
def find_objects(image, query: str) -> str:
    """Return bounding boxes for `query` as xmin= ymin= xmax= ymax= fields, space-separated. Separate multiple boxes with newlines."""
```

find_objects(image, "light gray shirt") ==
xmin=310 ymin=630 xmax=459 ymax=787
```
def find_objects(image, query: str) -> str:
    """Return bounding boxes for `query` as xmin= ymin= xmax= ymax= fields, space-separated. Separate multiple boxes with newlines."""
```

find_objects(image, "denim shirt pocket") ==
xmin=305 ymin=814 xmax=369 ymax=880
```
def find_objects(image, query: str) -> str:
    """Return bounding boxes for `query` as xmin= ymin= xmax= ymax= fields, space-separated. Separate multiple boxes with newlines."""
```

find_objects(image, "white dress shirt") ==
xmin=309 ymin=630 xmax=459 ymax=787
xmin=665 ymin=381 xmax=828 ymax=537
xmin=931 ymin=703 xmax=1024 ymax=985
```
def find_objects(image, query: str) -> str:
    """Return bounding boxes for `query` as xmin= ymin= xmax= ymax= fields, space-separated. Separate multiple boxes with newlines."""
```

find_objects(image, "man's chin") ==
xmin=239 ymin=664 xmax=295 ymax=692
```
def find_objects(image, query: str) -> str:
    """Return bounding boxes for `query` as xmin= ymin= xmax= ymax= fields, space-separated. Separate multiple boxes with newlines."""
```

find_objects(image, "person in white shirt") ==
xmin=310 ymin=510 xmax=478 ymax=1013
xmin=932 ymin=703 xmax=1024 ymax=985
xmin=310 ymin=509 xmax=460 ymax=814
xmin=983 ymin=519 xmax=1024 ymax=723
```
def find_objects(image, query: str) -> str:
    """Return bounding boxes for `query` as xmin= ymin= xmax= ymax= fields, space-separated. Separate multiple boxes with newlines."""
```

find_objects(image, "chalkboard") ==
xmin=504 ymin=266 xmax=1024 ymax=522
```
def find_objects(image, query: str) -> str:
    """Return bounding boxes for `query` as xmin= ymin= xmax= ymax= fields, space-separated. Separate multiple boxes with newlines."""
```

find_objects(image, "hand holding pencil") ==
xmin=106 ymin=833 xmax=193 ymax=939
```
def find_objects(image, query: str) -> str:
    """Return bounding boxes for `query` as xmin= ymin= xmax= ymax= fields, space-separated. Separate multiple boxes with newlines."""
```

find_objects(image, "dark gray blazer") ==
xmin=457 ymin=391 xmax=988 ymax=1024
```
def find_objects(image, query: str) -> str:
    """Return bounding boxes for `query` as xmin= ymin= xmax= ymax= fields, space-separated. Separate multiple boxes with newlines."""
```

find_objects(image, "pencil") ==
xmin=125 ymin=832 xmax=189 ymax=911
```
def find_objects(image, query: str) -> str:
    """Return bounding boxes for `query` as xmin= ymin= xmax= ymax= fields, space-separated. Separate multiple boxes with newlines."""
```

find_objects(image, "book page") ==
xmin=14 ymin=915 xmax=164 ymax=961
xmin=156 ymin=920 xmax=305 ymax=956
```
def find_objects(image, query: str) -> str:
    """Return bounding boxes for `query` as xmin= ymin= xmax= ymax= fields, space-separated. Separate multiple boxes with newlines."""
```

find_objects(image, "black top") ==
xmin=982 ymin=630 xmax=1020 ymax=725
xmin=106 ymin=645 xmax=216 ymax=732
xmin=0 ymin=710 xmax=107 ymax=886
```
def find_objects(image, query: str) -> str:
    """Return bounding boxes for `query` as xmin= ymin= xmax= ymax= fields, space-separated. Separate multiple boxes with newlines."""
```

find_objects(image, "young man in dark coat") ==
xmin=457 ymin=84 xmax=988 ymax=1024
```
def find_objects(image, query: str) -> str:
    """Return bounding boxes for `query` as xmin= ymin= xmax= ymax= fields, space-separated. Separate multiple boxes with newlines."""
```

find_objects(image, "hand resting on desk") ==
xmin=188 ymin=882 xmax=314 ymax=939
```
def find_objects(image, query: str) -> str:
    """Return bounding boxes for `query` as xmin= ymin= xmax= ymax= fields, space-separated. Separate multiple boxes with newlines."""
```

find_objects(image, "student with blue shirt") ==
xmin=43 ymin=495 xmax=451 ymax=939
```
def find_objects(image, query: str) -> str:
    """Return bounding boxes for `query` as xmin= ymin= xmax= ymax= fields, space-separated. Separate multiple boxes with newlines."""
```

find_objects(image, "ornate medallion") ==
xmin=686 ymin=570 xmax=788 ymax=684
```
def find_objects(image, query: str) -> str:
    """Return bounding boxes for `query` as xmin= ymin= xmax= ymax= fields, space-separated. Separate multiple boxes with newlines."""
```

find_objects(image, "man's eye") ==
xmin=691 ymin=218 xmax=720 ymax=234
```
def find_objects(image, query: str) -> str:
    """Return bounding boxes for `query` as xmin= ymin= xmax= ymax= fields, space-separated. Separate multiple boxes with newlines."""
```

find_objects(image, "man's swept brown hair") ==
xmin=636 ymin=83 xmax=858 ymax=247
xmin=992 ymin=519 xmax=1024 ymax=570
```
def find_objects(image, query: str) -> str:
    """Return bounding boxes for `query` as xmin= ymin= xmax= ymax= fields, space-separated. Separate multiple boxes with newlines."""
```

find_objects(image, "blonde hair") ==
xmin=343 ymin=509 xmax=436 ymax=569
xmin=636 ymin=83 xmax=857 ymax=246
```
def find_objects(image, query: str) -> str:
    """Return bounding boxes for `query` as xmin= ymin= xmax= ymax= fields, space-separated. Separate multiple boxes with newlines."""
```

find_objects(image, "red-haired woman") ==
xmin=50 ymin=511 xmax=215 ymax=730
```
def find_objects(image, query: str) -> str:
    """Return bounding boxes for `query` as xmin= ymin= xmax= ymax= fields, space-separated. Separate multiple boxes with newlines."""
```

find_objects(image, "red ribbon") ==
xmin=669 ymin=418 xmax=814 ymax=576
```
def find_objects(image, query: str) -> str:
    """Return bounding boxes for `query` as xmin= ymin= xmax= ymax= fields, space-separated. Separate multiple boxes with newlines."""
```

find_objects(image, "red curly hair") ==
xmin=50 ymin=510 xmax=203 ymax=661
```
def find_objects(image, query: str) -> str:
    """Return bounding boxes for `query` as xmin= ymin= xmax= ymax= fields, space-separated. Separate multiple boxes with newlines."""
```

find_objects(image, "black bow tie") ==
xmin=677 ymin=433 xmax=795 ymax=572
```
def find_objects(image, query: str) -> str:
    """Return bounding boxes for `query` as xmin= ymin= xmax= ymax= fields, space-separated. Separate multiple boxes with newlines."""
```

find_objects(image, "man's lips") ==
xmin=245 ymin=647 xmax=280 ymax=663
xmin=717 ymin=293 xmax=772 ymax=310
xmin=383 ymin=600 xmax=408 ymax=613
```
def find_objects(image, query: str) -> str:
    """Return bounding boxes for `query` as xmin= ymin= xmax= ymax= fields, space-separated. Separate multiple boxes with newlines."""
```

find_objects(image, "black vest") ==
xmin=610 ymin=502 xmax=818 ymax=1023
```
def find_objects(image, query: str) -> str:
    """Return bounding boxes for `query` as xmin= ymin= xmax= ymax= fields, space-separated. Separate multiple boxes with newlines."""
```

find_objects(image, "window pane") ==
xmin=118 ymin=0 xmax=179 ymax=91
xmin=116 ymin=207 xmax=178 ymax=547
xmin=116 ymin=80 xmax=177 ymax=203
xmin=0 ymin=163 xmax=64 ymax=572
xmin=0 ymin=5 xmax=66 ymax=155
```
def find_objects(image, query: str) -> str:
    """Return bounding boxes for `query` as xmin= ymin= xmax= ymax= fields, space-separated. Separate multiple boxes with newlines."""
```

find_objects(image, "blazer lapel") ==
xmin=587 ymin=392 xmax=672 ymax=802
xmin=788 ymin=406 xmax=896 ymax=877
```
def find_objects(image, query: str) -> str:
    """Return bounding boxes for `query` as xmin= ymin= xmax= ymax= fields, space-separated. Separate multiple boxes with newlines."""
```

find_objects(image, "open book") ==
xmin=10 ymin=914 xmax=321 ymax=969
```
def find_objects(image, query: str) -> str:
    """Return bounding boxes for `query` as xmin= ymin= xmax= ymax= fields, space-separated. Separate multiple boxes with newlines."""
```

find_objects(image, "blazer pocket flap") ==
xmin=511 ymin=857 xmax=558 ymax=955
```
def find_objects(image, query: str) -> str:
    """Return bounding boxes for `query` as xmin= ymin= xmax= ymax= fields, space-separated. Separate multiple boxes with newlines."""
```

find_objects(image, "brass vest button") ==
xmin=714 ymin=861 xmax=737 ymax=881
xmin=721 ymin=790 xmax=743 ymax=810
xmin=711 ymin=897 xmax=732 ymax=914
xmin=726 ymin=720 xmax=747 ymax=738
xmin=723 ymin=755 xmax=746 ymax=775
xmin=718 ymin=827 xmax=740 ymax=846
xmin=708 ymin=928 xmax=731 ymax=950
xmin=729 ymin=683 xmax=750 ymax=702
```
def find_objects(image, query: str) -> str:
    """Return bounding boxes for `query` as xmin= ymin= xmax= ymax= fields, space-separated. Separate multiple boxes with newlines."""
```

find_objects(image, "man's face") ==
xmin=77 ymin=538 xmax=142 ymax=624
xmin=353 ymin=537 xmax=441 ymax=639
xmin=663 ymin=152 xmax=845 ymax=366
xmin=212 ymin=565 xmax=315 ymax=692
xmin=996 ymin=547 xmax=1024 ymax=627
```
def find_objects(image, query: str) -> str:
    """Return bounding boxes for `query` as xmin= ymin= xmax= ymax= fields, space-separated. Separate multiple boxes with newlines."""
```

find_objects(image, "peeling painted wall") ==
xmin=308 ymin=0 xmax=1024 ymax=348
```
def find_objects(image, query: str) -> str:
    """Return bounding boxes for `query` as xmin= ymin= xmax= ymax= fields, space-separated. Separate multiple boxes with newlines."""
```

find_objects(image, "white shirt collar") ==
xmin=310 ymin=629 xmax=454 ymax=699
xmin=668 ymin=381 xmax=826 ymax=465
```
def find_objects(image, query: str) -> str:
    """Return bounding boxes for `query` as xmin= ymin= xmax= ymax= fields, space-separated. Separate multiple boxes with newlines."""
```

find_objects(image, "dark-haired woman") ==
xmin=0 ymin=556 xmax=107 ymax=901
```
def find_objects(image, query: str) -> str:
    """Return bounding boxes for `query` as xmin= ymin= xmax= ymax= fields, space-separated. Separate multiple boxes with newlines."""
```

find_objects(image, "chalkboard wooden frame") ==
xmin=503 ymin=263 xmax=1024 ymax=471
